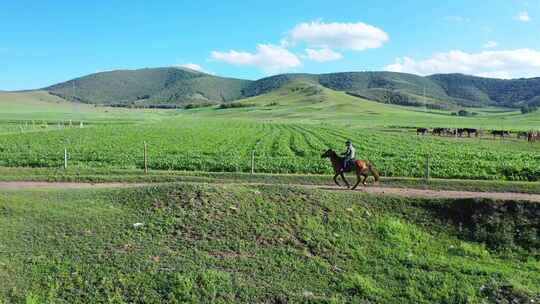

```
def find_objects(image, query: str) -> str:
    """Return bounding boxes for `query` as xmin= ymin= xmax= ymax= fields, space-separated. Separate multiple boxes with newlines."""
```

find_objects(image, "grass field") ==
xmin=1 ymin=184 xmax=538 ymax=303
xmin=0 ymin=117 xmax=538 ymax=181
xmin=0 ymin=91 xmax=168 ymax=124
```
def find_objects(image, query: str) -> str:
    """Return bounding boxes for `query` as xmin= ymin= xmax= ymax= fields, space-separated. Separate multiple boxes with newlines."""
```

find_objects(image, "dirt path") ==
xmin=1 ymin=181 xmax=539 ymax=202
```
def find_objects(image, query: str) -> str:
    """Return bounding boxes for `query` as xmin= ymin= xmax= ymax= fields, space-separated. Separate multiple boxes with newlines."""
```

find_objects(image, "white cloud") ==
xmin=385 ymin=49 xmax=540 ymax=79
xmin=211 ymin=44 xmax=301 ymax=74
xmin=209 ymin=20 xmax=388 ymax=73
xmin=178 ymin=63 xmax=210 ymax=73
xmin=483 ymin=41 xmax=498 ymax=49
xmin=304 ymin=48 xmax=343 ymax=62
xmin=287 ymin=21 xmax=389 ymax=51
xmin=515 ymin=11 xmax=531 ymax=22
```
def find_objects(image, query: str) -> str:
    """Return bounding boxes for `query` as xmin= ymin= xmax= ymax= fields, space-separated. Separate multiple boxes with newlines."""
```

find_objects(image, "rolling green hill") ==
xmin=245 ymin=72 xmax=540 ymax=109
xmin=36 ymin=68 xmax=540 ymax=109
xmin=46 ymin=67 xmax=251 ymax=106
xmin=195 ymin=80 xmax=540 ymax=130
xmin=428 ymin=73 xmax=540 ymax=107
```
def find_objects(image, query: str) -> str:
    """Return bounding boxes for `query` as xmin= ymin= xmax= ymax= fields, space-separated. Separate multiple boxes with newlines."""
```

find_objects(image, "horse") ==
xmin=321 ymin=149 xmax=380 ymax=190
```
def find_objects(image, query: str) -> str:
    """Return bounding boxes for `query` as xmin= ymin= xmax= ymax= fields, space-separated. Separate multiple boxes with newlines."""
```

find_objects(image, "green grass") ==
xmin=0 ymin=183 xmax=538 ymax=303
xmin=0 ymin=90 xmax=169 ymax=123
xmin=0 ymin=116 xmax=538 ymax=181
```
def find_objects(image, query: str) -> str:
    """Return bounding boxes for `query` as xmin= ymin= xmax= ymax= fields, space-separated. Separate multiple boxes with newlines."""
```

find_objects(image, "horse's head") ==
xmin=321 ymin=149 xmax=335 ymax=159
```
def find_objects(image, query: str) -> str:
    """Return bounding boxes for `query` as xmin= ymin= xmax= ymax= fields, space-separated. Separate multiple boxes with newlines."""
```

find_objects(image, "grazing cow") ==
xmin=464 ymin=128 xmax=478 ymax=137
xmin=457 ymin=128 xmax=465 ymax=137
xmin=517 ymin=131 xmax=528 ymax=140
xmin=433 ymin=127 xmax=450 ymax=136
xmin=432 ymin=128 xmax=444 ymax=136
xmin=529 ymin=131 xmax=540 ymax=142
xmin=417 ymin=128 xmax=429 ymax=135
xmin=491 ymin=130 xmax=510 ymax=138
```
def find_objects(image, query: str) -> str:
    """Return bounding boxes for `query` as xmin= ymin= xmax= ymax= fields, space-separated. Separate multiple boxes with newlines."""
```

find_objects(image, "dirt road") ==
xmin=4 ymin=182 xmax=540 ymax=202
xmin=1 ymin=181 xmax=539 ymax=202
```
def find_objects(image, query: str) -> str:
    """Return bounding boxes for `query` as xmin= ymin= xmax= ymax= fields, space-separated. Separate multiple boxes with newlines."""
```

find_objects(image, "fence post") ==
xmin=424 ymin=154 xmax=430 ymax=182
xmin=64 ymin=148 xmax=68 ymax=169
xmin=251 ymin=150 xmax=255 ymax=174
xmin=144 ymin=142 xmax=148 ymax=174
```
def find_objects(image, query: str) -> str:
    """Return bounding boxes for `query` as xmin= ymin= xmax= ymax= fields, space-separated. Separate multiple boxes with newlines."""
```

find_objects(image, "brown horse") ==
xmin=321 ymin=149 xmax=380 ymax=190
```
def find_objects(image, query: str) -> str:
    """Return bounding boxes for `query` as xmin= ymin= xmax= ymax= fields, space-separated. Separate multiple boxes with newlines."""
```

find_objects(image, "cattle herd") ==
xmin=416 ymin=127 xmax=540 ymax=142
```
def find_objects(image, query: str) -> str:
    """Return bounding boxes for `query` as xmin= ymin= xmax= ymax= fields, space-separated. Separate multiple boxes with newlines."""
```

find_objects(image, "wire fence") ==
xmin=0 ymin=137 xmax=538 ymax=181
xmin=0 ymin=146 xmax=497 ymax=181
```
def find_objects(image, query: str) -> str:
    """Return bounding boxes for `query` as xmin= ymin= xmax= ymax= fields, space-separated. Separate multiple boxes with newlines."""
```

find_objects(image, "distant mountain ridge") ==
xmin=41 ymin=67 xmax=540 ymax=108
xmin=46 ymin=67 xmax=250 ymax=106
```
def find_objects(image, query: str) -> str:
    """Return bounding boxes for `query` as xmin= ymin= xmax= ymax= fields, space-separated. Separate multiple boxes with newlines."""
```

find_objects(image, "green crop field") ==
xmin=0 ymin=117 xmax=538 ymax=180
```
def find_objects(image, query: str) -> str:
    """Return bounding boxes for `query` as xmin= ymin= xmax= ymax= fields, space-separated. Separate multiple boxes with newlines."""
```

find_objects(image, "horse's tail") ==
xmin=368 ymin=162 xmax=380 ymax=183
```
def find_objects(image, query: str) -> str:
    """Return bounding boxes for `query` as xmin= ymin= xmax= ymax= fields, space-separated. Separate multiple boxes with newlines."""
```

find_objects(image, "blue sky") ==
xmin=1 ymin=0 xmax=539 ymax=90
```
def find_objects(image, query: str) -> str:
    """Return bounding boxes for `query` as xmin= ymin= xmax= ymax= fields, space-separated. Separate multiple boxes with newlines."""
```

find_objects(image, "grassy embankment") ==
xmin=0 ymin=183 xmax=538 ymax=303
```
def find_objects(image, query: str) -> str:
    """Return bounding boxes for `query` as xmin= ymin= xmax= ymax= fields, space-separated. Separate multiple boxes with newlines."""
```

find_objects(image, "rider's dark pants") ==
xmin=343 ymin=159 xmax=350 ymax=171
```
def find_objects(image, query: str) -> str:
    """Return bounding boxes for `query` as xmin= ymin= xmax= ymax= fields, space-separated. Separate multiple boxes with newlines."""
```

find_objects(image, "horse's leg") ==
xmin=340 ymin=172 xmax=350 ymax=189
xmin=362 ymin=174 xmax=368 ymax=186
xmin=351 ymin=168 xmax=362 ymax=190
xmin=333 ymin=173 xmax=341 ymax=187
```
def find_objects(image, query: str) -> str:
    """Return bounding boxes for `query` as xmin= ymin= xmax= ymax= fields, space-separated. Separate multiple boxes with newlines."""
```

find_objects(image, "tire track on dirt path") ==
xmin=1 ymin=181 xmax=540 ymax=202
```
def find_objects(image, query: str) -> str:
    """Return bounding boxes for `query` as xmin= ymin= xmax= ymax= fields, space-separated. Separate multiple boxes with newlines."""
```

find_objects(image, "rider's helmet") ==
xmin=345 ymin=139 xmax=352 ymax=146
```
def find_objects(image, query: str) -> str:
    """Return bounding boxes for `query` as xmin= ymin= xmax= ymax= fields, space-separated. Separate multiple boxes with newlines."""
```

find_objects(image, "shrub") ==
xmin=521 ymin=105 xmax=538 ymax=114
xmin=218 ymin=103 xmax=255 ymax=109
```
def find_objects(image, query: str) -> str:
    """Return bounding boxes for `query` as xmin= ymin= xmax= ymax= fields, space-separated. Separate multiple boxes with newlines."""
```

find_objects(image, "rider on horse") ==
xmin=341 ymin=140 xmax=356 ymax=172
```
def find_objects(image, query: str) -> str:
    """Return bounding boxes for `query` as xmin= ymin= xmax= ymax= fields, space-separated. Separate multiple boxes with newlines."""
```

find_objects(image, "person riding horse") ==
xmin=341 ymin=140 xmax=356 ymax=172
